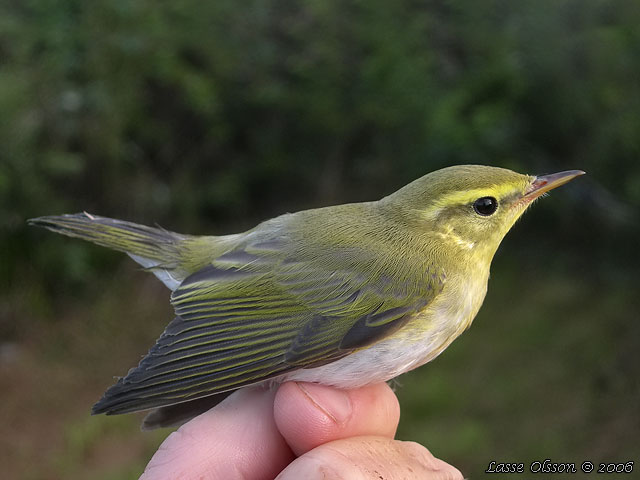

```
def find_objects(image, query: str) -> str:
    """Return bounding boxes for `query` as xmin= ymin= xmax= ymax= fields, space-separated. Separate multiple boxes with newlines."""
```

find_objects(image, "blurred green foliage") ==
xmin=3 ymin=0 xmax=639 ymax=252
xmin=1 ymin=0 xmax=639 ymax=477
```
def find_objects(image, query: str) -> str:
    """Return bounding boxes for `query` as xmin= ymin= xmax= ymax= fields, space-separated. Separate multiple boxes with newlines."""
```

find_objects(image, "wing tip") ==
xmin=91 ymin=380 xmax=125 ymax=415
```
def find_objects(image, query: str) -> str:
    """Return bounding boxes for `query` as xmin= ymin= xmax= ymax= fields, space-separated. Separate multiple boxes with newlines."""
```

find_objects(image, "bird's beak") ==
xmin=524 ymin=170 xmax=585 ymax=200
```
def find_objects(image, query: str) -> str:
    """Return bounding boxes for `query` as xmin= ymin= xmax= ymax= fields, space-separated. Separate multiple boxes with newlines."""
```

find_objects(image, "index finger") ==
xmin=140 ymin=387 xmax=294 ymax=480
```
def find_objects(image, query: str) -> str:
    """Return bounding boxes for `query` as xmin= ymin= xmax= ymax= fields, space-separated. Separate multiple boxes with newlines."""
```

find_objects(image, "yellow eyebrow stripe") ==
xmin=436 ymin=184 xmax=518 ymax=205
xmin=419 ymin=182 xmax=527 ymax=220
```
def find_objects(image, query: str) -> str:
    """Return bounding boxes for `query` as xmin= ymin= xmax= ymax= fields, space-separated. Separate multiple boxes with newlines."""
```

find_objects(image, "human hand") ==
xmin=139 ymin=382 xmax=463 ymax=480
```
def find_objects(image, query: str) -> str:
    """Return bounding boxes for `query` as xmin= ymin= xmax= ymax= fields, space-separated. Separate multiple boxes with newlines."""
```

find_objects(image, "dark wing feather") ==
xmin=93 ymin=234 xmax=444 ymax=415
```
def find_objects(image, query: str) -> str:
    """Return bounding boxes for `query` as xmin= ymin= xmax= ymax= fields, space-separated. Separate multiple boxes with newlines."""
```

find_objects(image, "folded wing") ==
xmin=93 ymin=233 xmax=444 ymax=415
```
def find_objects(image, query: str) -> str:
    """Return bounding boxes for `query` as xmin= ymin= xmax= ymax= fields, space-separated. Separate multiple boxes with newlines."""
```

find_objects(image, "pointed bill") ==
xmin=524 ymin=170 xmax=585 ymax=199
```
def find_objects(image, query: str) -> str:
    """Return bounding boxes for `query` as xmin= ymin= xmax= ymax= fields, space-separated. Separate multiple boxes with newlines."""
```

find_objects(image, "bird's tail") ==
xmin=28 ymin=212 xmax=190 ymax=289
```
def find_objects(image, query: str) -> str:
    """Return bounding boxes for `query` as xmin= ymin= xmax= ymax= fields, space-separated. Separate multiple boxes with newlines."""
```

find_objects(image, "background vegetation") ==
xmin=2 ymin=0 xmax=639 ymax=478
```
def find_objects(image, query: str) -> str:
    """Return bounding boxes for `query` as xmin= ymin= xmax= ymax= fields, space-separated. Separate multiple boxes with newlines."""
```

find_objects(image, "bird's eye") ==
xmin=473 ymin=196 xmax=498 ymax=216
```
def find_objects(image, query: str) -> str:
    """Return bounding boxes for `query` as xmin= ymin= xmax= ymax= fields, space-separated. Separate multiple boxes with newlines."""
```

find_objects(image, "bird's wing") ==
xmin=93 ymin=233 xmax=445 ymax=414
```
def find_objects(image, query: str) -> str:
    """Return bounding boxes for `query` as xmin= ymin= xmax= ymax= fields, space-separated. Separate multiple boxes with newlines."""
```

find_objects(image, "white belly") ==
xmin=278 ymin=278 xmax=487 ymax=388
xmin=281 ymin=333 xmax=438 ymax=387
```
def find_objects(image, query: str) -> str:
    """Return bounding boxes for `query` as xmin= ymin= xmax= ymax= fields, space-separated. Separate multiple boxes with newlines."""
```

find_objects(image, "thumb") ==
xmin=274 ymin=382 xmax=400 ymax=456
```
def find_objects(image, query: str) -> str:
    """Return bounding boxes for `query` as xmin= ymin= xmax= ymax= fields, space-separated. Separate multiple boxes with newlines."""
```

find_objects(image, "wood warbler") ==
xmin=29 ymin=165 xmax=584 ymax=429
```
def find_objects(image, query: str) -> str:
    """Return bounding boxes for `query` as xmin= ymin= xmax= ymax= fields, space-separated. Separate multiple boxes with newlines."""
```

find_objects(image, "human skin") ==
xmin=139 ymin=382 xmax=463 ymax=480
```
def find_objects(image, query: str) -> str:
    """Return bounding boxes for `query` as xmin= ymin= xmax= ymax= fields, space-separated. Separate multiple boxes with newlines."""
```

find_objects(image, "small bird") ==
xmin=29 ymin=165 xmax=584 ymax=430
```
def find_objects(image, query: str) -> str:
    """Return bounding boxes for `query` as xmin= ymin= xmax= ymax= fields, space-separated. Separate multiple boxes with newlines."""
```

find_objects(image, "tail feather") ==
xmin=28 ymin=212 xmax=189 ymax=289
xmin=140 ymin=390 xmax=235 ymax=430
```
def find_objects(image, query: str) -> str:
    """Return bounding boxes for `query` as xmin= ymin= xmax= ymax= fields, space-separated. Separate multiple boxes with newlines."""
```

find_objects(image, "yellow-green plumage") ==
xmin=28 ymin=165 xmax=583 ymax=429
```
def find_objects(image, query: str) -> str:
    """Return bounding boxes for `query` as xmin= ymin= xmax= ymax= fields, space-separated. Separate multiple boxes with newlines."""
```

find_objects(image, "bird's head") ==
xmin=383 ymin=165 xmax=584 ymax=263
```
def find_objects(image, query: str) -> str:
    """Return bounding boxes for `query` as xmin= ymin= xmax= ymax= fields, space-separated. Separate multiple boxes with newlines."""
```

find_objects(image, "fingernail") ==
xmin=296 ymin=382 xmax=352 ymax=424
